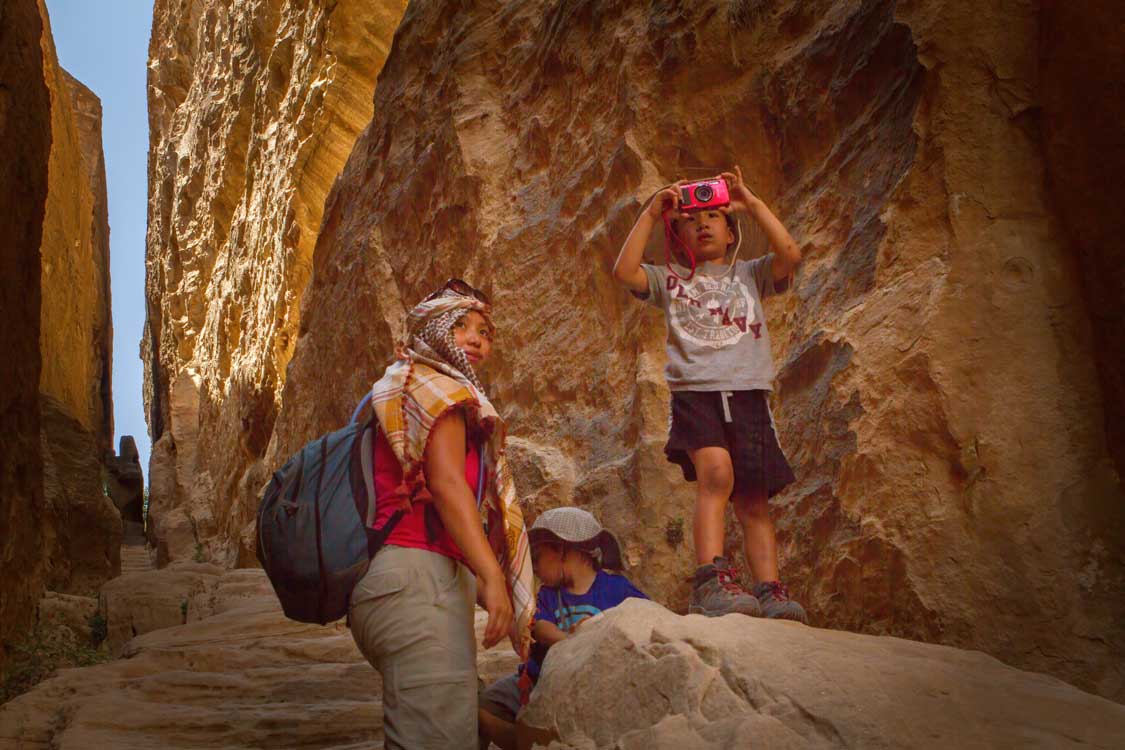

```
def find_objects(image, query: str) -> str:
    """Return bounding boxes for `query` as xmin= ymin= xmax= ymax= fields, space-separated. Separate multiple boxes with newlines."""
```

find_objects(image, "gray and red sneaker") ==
xmin=752 ymin=580 xmax=808 ymax=623
xmin=689 ymin=557 xmax=762 ymax=618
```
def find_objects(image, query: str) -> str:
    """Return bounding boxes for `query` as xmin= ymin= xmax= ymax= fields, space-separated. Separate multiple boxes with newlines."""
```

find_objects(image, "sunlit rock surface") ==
xmin=141 ymin=0 xmax=409 ymax=570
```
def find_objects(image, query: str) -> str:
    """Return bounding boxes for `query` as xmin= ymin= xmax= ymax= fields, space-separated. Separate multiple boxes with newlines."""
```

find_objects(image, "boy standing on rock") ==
xmin=612 ymin=166 xmax=807 ymax=623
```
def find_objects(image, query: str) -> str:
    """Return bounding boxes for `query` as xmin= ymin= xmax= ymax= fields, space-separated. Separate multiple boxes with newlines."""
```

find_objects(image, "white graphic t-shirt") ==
xmin=638 ymin=255 xmax=785 ymax=391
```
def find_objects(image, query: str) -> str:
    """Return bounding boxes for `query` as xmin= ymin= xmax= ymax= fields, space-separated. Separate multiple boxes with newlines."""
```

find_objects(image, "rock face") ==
xmin=39 ymin=395 xmax=122 ymax=597
xmin=519 ymin=599 xmax=1125 ymax=749
xmin=141 ymin=0 xmax=409 ymax=567
xmin=1039 ymin=1 xmax=1125 ymax=481
xmin=0 ymin=0 xmax=118 ymax=669
xmin=144 ymin=0 xmax=1125 ymax=703
xmin=105 ymin=436 xmax=146 ymax=542
xmin=35 ymin=0 xmax=119 ymax=597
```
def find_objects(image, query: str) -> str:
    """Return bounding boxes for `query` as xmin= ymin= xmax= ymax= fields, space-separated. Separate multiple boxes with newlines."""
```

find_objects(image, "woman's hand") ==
xmin=478 ymin=571 xmax=514 ymax=649
xmin=719 ymin=166 xmax=759 ymax=215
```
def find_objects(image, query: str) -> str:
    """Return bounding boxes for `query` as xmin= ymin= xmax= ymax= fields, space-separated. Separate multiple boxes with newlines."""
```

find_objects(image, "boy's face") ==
xmin=673 ymin=210 xmax=734 ymax=262
xmin=531 ymin=541 xmax=566 ymax=586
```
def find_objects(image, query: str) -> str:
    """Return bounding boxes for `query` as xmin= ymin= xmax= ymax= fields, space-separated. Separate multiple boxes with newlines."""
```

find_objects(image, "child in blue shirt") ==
xmin=478 ymin=507 xmax=647 ymax=749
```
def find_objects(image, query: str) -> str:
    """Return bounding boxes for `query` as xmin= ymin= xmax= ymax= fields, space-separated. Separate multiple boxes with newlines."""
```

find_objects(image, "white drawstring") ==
xmin=721 ymin=391 xmax=734 ymax=424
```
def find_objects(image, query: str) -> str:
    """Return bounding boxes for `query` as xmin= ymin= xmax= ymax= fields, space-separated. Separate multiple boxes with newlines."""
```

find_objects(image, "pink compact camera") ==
xmin=678 ymin=178 xmax=730 ymax=212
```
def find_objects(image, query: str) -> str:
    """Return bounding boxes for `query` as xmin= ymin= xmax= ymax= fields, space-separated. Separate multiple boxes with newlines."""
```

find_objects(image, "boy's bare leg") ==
xmin=688 ymin=447 xmax=735 ymax=564
xmin=478 ymin=708 xmax=517 ymax=750
xmin=732 ymin=490 xmax=779 ymax=583
xmin=732 ymin=490 xmax=808 ymax=622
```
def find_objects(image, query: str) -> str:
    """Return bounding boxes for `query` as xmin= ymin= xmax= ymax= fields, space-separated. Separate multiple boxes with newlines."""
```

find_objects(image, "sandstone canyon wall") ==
xmin=36 ymin=0 xmax=120 ymax=600
xmin=142 ymin=0 xmax=409 ymax=566
xmin=144 ymin=0 xmax=1125 ymax=702
xmin=0 ymin=0 xmax=52 ymax=671
xmin=1 ymin=0 xmax=120 ymax=669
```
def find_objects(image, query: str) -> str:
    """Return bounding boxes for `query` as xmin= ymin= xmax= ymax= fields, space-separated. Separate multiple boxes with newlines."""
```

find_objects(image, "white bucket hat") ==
xmin=528 ymin=507 xmax=625 ymax=571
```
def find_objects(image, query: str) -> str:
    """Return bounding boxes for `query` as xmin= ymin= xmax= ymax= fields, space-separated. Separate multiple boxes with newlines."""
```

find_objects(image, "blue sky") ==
xmin=45 ymin=0 xmax=155 ymax=478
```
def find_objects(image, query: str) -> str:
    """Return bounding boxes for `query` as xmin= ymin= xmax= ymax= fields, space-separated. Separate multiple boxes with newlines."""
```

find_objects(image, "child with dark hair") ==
xmin=478 ymin=507 xmax=647 ymax=750
xmin=611 ymin=166 xmax=808 ymax=623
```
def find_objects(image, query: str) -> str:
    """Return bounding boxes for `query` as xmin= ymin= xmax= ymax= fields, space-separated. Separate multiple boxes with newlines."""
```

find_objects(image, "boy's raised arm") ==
xmin=613 ymin=186 xmax=681 ymax=293
xmin=721 ymin=167 xmax=802 ymax=282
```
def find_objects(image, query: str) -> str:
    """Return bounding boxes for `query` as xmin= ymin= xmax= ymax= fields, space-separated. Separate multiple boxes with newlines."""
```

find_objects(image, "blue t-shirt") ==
xmin=525 ymin=570 xmax=647 ymax=681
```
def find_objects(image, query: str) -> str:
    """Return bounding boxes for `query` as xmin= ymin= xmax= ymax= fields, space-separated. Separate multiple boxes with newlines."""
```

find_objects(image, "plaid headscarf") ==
xmin=369 ymin=290 xmax=534 ymax=659
xmin=411 ymin=298 xmax=487 ymax=392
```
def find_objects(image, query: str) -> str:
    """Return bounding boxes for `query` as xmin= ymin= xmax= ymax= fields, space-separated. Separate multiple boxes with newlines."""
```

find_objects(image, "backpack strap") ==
xmin=350 ymin=391 xmax=373 ymax=424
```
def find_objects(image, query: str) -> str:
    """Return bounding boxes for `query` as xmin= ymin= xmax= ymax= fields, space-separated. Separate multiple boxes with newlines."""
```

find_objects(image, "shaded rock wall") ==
xmin=1 ymin=0 xmax=119 ymax=669
xmin=106 ymin=436 xmax=146 ymax=542
xmin=1039 ymin=0 xmax=1125 ymax=480
xmin=142 ymin=0 xmax=409 ymax=566
xmin=0 ymin=0 xmax=50 ymax=671
xmin=146 ymin=0 xmax=1125 ymax=702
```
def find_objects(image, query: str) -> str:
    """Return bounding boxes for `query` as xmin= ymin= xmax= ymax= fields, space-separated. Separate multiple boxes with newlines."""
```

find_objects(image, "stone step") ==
xmin=118 ymin=545 xmax=154 ymax=575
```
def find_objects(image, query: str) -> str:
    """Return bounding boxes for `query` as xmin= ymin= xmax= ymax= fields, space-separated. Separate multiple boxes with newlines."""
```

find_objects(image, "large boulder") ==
xmin=519 ymin=599 xmax=1125 ymax=749
xmin=97 ymin=562 xmax=224 ymax=654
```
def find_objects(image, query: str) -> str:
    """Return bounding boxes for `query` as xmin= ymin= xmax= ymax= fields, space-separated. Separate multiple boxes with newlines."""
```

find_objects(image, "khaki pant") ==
xmin=349 ymin=545 xmax=478 ymax=749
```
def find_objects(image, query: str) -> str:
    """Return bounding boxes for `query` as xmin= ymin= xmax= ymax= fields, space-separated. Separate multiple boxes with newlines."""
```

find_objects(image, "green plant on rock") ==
xmin=665 ymin=516 xmax=685 ymax=547
xmin=1 ymin=628 xmax=109 ymax=704
xmin=88 ymin=612 xmax=107 ymax=648
xmin=193 ymin=543 xmax=204 ymax=563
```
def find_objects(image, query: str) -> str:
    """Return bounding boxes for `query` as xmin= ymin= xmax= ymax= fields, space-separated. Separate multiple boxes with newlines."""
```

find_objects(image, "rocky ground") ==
xmin=3 ymin=561 xmax=1123 ymax=749
xmin=0 ymin=561 xmax=517 ymax=748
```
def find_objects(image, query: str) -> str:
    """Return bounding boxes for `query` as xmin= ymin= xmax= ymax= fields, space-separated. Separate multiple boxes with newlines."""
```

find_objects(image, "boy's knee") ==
xmin=696 ymin=460 xmax=735 ymax=496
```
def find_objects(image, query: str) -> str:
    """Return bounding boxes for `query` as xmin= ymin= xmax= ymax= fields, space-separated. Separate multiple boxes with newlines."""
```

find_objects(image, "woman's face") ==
xmin=452 ymin=310 xmax=493 ymax=367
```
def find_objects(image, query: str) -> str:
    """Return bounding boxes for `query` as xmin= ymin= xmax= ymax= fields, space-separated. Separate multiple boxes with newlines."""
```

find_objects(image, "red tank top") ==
xmin=370 ymin=426 xmax=483 ymax=564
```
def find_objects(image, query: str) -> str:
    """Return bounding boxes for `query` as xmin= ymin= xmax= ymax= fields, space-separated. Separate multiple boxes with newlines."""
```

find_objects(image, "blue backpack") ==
xmin=256 ymin=395 xmax=483 ymax=624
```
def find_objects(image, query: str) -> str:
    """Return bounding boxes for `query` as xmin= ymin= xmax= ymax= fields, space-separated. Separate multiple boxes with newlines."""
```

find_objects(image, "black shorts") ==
xmin=665 ymin=389 xmax=795 ymax=498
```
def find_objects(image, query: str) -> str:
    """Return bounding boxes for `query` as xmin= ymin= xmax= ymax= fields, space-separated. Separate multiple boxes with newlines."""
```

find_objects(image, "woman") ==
xmin=349 ymin=279 xmax=534 ymax=749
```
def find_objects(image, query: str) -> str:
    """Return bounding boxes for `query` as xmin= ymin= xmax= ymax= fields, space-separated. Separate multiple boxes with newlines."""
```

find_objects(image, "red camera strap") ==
xmin=662 ymin=208 xmax=697 ymax=281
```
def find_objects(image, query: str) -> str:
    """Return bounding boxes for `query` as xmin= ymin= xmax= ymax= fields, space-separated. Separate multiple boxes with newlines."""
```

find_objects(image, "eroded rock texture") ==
xmin=518 ymin=599 xmax=1125 ymax=749
xmin=1 ymin=0 xmax=118 ymax=669
xmin=142 ymin=0 xmax=409 ymax=568
xmin=145 ymin=0 xmax=1125 ymax=702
